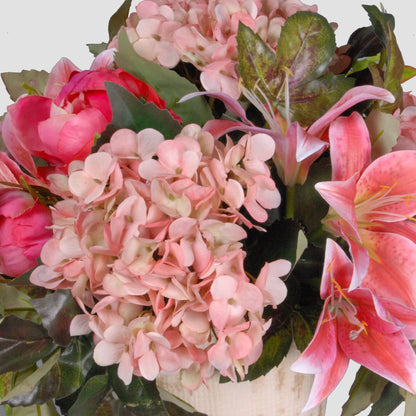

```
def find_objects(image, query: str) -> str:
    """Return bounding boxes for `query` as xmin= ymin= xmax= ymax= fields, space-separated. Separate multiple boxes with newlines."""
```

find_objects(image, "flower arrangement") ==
xmin=1 ymin=1 xmax=416 ymax=415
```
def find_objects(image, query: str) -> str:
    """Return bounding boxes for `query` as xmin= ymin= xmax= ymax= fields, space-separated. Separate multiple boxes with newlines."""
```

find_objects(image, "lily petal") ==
xmin=291 ymin=303 xmax=337 ymax=375
xmin=328 ymin=112 xmax=371 ymax=182
xmin=338 ymin=314 xmax=416 ymax=394
xmin=308 ymin=86 xmax=395 ymax=137
xmin=301 ymin=345 xmax=349 ymax=412
xmin=355 ymin=151 xmax=416 ymax=221
xmin=361 ymin=229 xmax=416 ymax=309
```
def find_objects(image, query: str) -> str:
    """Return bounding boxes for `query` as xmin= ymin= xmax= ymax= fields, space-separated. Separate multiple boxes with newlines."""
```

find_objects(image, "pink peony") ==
xmin=0 ymin=189 xmax=52 ymax=277
xmin=1 ymin=51 xmax=174 ymax=177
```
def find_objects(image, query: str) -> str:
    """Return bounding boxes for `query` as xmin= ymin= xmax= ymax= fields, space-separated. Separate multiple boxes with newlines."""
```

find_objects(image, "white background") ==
xmin=0 ymin=1 xmax=415 ymax=415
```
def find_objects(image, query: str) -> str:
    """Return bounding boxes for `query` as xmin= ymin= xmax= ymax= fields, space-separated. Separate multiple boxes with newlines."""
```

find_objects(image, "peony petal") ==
xmin=45 ymin=57 xmax=81 ymax=99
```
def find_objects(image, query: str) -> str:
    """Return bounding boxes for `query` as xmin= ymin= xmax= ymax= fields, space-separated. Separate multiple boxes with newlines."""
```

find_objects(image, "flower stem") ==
xmin=285 ymin=186 xmax=296 ymax=219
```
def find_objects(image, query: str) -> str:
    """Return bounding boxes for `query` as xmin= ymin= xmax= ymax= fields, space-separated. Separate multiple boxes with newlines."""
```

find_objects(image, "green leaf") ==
xmin=0 ymin=282 xmax=32 ymax=317
xmin=244 ymin=326 xmax=292 ymax=381
xmin=346 ymin=26 xmax=383 ymax=62
xmin=236 ymin=23 xmax=278 ymax=97
xmin=236 ymin=14 xmax=353 ymax=125
xmin=237 ymin=11 xmax=338 ymax=105
xmin=1 ymin=349 xmax=60 ymax=404
xmin=5 ymin=402 xmax=60 ymax=416
xmin=291 ymin=311 xmax=313 ymax=352
xmin=341 ymin=367 xmax=388 ymax=416
xmin=0 ymin=372 xmax=12 ymax=398
xmin=363 ymin=6 xmax=395 ymax=47
xmin=9 ymin=337 xmax=93 ymax=406
xmin=348 ymin=54 xmax=381 ymax=75
xmin=109 ymin=367 xmax=164 ymax=409
xmin=368 ymin=382 xmax=403 ymax=416
xmin=0 ymin=315 xmax=55 ymax=374
xmin=287 ymin=72 xmax=354 ymax=126
xmin=109 ymin=368 xmax=196 ymax=416
xmin=41 ymin=337 xmax=95 ymax=401
xmin=67 ymin=374 xmax=110 ymax=416
xmin=402 ymin=65 xmax=416 ymax=83
xmin=1 ymin=70 xmax=49 ymax=102
xmin=244 ymin=219 xmax=306 ymax=278
xmin=30 ymin=289 xmax=81 ymax=346
xmin=109 ymin=366 xmax=149 ymax=407
xmin=163 ymin=401 xmax=207 ymax=416
xmin=6 ymin=273 xmax=48 ymax=299
xmin=87 ymin=42 xmax=108 ymax=57
xmin=293 ymin=156 xmax=332 ymax=245
xmin=275 ymin=11 xmax=336 ymax=92
xmin=115 ymin=29 xmax=213 ymax=126
xmin=101 ymin=81 xmax=182 ymax=142
xmin=363 ymin=5 xmax=404 ymax=111
xmin=112 ymin=399 xmax=207 ymax=416
xmin=158 ymin=389 xmax=205 ymax=416
xmin=108 ymin=0 xmax=132 ymax=41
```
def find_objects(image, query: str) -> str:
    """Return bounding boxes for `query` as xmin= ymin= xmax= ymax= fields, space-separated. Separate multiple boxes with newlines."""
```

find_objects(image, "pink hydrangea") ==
xmin=31 ymin=124 xmax=288 ymax=387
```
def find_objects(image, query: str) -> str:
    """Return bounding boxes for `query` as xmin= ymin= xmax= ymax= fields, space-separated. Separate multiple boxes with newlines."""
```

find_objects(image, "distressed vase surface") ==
xmin=157 ymin=343 xmax=326 ymax=416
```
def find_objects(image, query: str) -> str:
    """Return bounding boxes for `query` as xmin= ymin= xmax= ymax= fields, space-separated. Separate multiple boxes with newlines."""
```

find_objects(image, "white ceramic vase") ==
xmin=157 ymin=343 xmax=326 ymax=416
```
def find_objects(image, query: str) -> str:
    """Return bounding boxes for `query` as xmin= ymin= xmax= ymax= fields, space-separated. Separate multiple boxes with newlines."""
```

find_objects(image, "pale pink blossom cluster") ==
xmin=110 ymin=0 xmax=317 ymax=97
xmin=30 ymin=124 xmax=289 ymax=388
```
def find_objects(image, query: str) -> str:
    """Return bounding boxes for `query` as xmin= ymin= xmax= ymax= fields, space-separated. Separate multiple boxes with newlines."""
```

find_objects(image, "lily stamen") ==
xmin=329 ymin=278 xmax=368 ymax=340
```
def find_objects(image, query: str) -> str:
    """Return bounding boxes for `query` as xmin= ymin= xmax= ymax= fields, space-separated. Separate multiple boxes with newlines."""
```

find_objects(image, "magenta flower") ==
xmin=291 ymin=239 xmax=416 ymax=412
xmin=1 ymin=50 xmax=174 ymax=178
xmin=0 ymin=189 xmax=52 ymax=277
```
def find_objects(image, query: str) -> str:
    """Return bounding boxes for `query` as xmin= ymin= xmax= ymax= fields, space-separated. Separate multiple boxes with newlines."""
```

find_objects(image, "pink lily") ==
xmin=315 ymin=112 xmax=416 ymax=306
xmin=291 ymin=238 xmax=416 ymax=412
xmin=180 ymin=85 xmax=394 ymax=185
